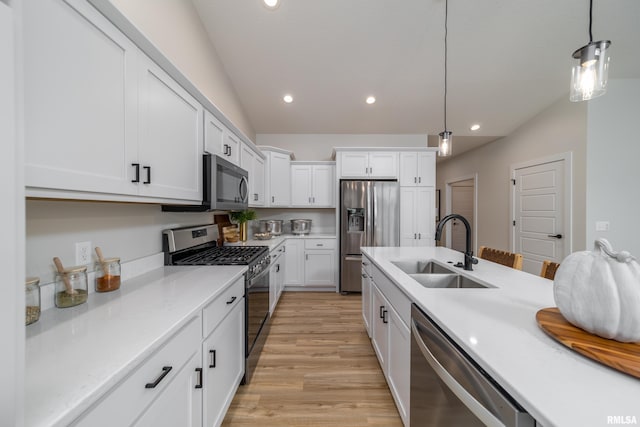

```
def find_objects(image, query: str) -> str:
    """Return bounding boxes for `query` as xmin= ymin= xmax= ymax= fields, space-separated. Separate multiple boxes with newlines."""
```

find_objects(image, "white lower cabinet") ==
xmin=361 ymin=260 xmax=372 ymax=338
xmin=400 ymin=186 xmax=435 ymax=247
xmin=133 ymin=352 xmax=203 ymax=427
xmin=366 ymin=264 xmax=411 ymax=426
xmin=269 ymin=242 xmax=286 ymax=314
xmin=202 ymin=299 xmax=245 ymax=427
xmin=284 ymin=238 xmax=336 ymax=288
xmin=73 ymin=277 xmax=245 ymax=427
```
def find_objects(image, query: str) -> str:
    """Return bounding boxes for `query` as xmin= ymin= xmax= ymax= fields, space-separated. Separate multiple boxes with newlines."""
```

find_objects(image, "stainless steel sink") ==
xmin=391 ymin=260 xmax=454 ymax=274
xmin=409 ymin=273 xmax=490 ymax=289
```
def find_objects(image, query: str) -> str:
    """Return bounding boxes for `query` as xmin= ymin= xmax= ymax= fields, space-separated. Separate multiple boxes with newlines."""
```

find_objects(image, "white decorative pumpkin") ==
xmin=554 ymin=238 xmax=640 ymax=343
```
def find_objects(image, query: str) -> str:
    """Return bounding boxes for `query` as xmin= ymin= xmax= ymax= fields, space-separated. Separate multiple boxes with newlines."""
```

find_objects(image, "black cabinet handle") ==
xmin=418 ymin=233 xmax=421 ymax=239
xmin=414 ymin=177 xmax=417 ymax=183
xmin=145 ymin=366 xmax=172 ymax=388
xmin=276 ymin=264 xmax=280 ymax=273
xmin=195 ymin=368 xmax=203 ymax=389
xmin=131 ymin=163 xmax=140 ymax=183
xmin=548 ymin=234 xmax=563 ymax=239
xmin=226 ymin=296 xmax=237 ymax=305
xmin=379 ymin=305 xmax=385 ymax=319
xmin=209 ymin=350 xmax=216 ymax=368
xmin=143 ymin=166 xmax=151 ymax=184
xmin=382 ymin=310 xmax=388 ymax=324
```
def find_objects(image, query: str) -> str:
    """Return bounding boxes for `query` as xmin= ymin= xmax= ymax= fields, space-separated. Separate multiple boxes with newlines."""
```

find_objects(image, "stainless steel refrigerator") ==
xmin=340 ymin=180 xmax=399 ymax=292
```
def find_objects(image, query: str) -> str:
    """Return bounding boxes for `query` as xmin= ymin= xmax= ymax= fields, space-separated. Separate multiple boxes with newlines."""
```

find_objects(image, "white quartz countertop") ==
xmin=226 ymin=233 xmax=336 ymax=251
xmin=361 ymin=246 xmax=640 ymax=427
xmin=25 ymin=265 xmax=246 ymax=427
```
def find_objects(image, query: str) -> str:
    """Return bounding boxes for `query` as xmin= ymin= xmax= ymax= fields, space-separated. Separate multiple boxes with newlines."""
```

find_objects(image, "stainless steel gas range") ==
xmin=162 ymin=224 xmax=270 ymax=384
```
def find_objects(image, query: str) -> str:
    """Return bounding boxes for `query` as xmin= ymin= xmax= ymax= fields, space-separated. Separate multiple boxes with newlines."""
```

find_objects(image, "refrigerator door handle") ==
xmin=344 ymin=256 xmax=362 ymax=262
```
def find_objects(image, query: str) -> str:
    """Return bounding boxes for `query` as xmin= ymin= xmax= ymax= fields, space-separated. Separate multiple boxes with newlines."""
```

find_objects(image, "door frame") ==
xmin=445 ymin=173 xmax=478 ymax=254
xmin=509 ymin=152 xmax=573 ymax=257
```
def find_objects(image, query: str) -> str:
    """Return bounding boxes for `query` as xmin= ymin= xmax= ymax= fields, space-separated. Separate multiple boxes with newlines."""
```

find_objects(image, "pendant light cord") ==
xmin=444 ymin=0 xmax=448 ymax=131
xmin=588 ymin=0 xmax=593 ymax=43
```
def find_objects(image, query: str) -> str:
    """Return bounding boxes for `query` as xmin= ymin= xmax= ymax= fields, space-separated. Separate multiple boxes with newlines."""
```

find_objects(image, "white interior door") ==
xmin=514 ymin=160 xmax=565 ymax=274
xmin=450 ymin=180 xmax=474 ymax=252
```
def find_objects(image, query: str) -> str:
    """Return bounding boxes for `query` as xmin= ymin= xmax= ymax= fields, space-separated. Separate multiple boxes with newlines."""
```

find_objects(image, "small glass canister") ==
xmin=95 ymin=257 xmax=121 ymax=292
xmin=55 ymin=266 xmax=88 ymax=308
xmin=25 ymin=277 xmax=41 ymax=325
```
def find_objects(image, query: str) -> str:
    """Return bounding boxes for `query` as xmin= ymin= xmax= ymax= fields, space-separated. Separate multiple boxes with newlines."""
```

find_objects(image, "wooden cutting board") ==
xmin=536 ymin=307 xmax=640 ymax=379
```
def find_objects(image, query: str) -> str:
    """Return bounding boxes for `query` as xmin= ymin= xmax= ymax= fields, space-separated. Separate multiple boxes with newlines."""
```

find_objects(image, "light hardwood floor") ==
xmin=222 ymin=292 xmax=403 ymax=426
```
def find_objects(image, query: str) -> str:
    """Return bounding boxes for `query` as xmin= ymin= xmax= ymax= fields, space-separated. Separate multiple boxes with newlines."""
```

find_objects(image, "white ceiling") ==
xmin=193 ymin=0 xmax=640 ymax=150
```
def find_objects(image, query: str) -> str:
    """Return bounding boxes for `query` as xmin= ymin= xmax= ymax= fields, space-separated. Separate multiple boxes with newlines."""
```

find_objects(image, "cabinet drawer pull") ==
xmin=418 ymin=233 xmax=421 ymax=239
xmin=143 ymin=166 xmax=151 ymax=184
xmin=131 ymin=163 xmax=140 ymax=183
xmin=195 ymin=368 xmax=203 ymax=389
xmin=414 ymin=233 xmax=417 ymax=239
xmin=418 ymin=177 xmax=422 ymax=183
xmin=145 ymin=366 xmax=172 ymax=388
xmin=209 ymin=350 xmax=217 ymax=368
xmin=316 ymin=243 xmax=323 ymax=247
xmin=379 ymin=305 xmax=385 ymax=319
xmin=226 ymin=296 xmax=237 ymax=305
xmin=382 ymin=309 xmax=388 ymax=324
xmin=414 ymin=177 xmax=417 ymax=183
xmin=276 ymin=264 xmax=280 ymax=272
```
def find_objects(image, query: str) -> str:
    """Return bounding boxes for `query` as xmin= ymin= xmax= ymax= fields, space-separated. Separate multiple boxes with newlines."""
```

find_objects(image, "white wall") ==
xmin=110 ymin=0 xmax=255 ymax=140
xmin=257 ymin=134 xmax=428 ymax=160
xmin=26 ymin=200 xmax=214 ymax=286
xmin=436 ymin=96 xmax=588 ymax=253
xmin=586 ymin=79 xmax=640 ymax=255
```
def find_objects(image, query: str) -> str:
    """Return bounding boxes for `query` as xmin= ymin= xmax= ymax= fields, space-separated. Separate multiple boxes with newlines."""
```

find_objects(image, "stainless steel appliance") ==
xmin=162 ymin=154 xmax=248 ymax=212
xmin=257 ymin=219 xmax=283 ymax=236
xmin=163 ymin=224 xmax=270 ymax=384
xmin=340 ymin=180 xmax=399 ymax=292
xmin=410 ymin=304 xmax=536 ymax=426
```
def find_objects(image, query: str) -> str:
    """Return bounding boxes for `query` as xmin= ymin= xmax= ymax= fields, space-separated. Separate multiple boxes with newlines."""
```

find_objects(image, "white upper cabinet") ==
xmin=137 ymin=54 xmax=203 ymax=201
xmin=204 ymin=110 xmax=225 ymax=157
xmin=23 ymin=0 xmax=203 ymax=203
xmin=338 ymin=151 xmax=398 ymax=179
xmin=399 ymin=151 xmax=435 ymax=187
xmin=241 ymin=143 xmax=265 ymax=207
xmin=223 ymin=131 xmax=241 ymax=166
xmin=262 ymin=148 xmax=291 ymax=207
xmin=290 ymin=163 xmax=335 ymax=207
xmin=23 ymin=0 xmax=139 ymax=197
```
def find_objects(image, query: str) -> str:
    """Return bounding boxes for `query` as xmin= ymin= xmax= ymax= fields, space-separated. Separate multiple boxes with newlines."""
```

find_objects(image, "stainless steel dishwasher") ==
xmin=410 ymin=304 xmax=536 ymax=427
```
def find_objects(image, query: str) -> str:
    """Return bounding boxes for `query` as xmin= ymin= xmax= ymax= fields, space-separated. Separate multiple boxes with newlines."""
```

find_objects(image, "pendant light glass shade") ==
xmin=438 ymin=131 xmax=452 ymax=157
xmin=570 ymin=40 xmax=611 ymax=102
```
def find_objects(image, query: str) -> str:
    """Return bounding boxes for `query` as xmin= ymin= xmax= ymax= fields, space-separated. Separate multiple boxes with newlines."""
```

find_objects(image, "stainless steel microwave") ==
xmin=162 ymin=154 xmax=248 ymax=212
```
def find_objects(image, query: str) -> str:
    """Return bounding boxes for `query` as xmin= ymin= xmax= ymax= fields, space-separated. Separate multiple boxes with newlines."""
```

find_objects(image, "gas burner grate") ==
xmin=174 ymin=246 xmax=267 ymax=266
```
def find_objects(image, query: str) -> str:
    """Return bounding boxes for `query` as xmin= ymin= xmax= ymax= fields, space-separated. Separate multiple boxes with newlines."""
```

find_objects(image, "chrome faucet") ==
xmin=435 ymin=214 xmax=478 ymax=271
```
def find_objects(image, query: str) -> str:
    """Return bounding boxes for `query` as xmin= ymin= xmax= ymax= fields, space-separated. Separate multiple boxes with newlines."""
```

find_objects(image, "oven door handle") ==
xmin=247 ymin=266 xmax=270 ymax=288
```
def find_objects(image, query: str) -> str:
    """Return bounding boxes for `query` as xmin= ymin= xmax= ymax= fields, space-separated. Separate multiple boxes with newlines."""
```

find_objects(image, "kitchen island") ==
xmin=362 ymin=246 xmax=640 ymax=427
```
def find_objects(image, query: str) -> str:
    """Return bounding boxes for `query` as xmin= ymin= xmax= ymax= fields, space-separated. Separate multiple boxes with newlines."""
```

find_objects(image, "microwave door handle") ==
xmin=239 ymin=176 xmax=249 ymax=202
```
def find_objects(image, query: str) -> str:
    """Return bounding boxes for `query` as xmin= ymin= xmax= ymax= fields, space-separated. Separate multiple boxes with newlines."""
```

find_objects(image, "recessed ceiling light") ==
xmin=263 ymin=0 xmax=279 ymax=9
xmin=366 ymin=96 xmax=376 ymax=105
xmin=470 ymin=124 xmax=481 ymax=131
xmin=283 ymin=94 xmax=293 ymax=103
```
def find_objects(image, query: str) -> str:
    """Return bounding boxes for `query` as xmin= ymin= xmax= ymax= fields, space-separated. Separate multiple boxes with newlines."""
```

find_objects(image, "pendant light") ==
xmin=438 ymin=0 xmax=452 ymax=157
xmin=569 ymin=0 xmax=611 ymax=102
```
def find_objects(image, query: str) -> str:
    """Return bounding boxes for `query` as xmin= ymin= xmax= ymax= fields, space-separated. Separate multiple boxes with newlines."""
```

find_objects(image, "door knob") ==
xmin=547 ymin=234 xmax=563 ymax=239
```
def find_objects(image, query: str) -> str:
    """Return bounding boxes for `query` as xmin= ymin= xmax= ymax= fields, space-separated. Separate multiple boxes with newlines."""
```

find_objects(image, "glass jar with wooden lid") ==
xmin=54 ymin=266 xmax=88 ymax=308
xmin=95 ymin=257 xmax=121 ymax=292
xmin=25 ymin=277 xmax=41 ymax=325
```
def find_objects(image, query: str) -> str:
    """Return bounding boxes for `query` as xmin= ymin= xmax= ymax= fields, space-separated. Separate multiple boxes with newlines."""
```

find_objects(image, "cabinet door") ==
xmin=399 ymin=153 xmax=418 ymax=186
xmin=204 ymin=110 xmax=225 ymax=157
xmin=304 ymin=250 xmax=335 ymax=286
xmin=269 ymin=260 xmax=278 ymax=314
xmin=224 ymin=131 xmax=241 ymax=166
xmin=23 ymin=0 xmax=138 ymax=196
xmin=277 ymin=248 xmax=285 ymax=300
xmin=368 ymin=152 xmax=398 ymax=178
xmin=399 ymin=187 xmax=418 ymax=247
xmin=362 ymin=268 xmax=372 ymax=337
xmin=137 ymin=55 xmax=203 ymax=202
xmin=311 ymin=165 xmax=335 ymax=207
xmin=202 ymin=301 xmax=245 ymax=427
xmin=416 ymin=151 xmax=436 ymax=187
xmin=269 ymin=152 xmax=291 ymax=206
xmin=370 ymin=283 xmax=389 ymax=371
xmin=387 ymin=305 xmax=410 ymax=426
xmin=133 ymin=352 xmax=202 ymax=427
xmin=253 ymin=155 xmax=265 ymax=206
xmin=284 ymin=239 xmax=304 ymax=285
xmin=415 ymin=187 xmax=435 ymax=247
xmin=291 ymin=165 xmax=312 ymax=206
xmin=339 ymin=152 xmax=369 ymax=178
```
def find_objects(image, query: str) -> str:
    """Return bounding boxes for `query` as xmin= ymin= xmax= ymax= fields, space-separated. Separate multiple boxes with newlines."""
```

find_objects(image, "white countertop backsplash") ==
xmin=361 ymin=246 xmax=640 ymax=427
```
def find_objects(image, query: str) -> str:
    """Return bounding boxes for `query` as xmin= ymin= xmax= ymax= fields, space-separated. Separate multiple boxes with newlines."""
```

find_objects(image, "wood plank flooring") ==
xmin=222 ymin=292 xmax=403 ymax=426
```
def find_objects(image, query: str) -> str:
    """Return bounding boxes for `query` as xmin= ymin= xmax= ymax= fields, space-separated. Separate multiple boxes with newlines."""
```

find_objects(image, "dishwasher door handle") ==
xmin=411 ymin=320 xmax=500 ymax=426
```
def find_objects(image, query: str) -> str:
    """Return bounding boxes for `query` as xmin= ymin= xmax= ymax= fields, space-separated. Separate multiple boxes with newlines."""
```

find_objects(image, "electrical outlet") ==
xmin=75 ymin=241 xmax=92 ymax=265
xmin=595 ymin=221 xmax=610 ymax=232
